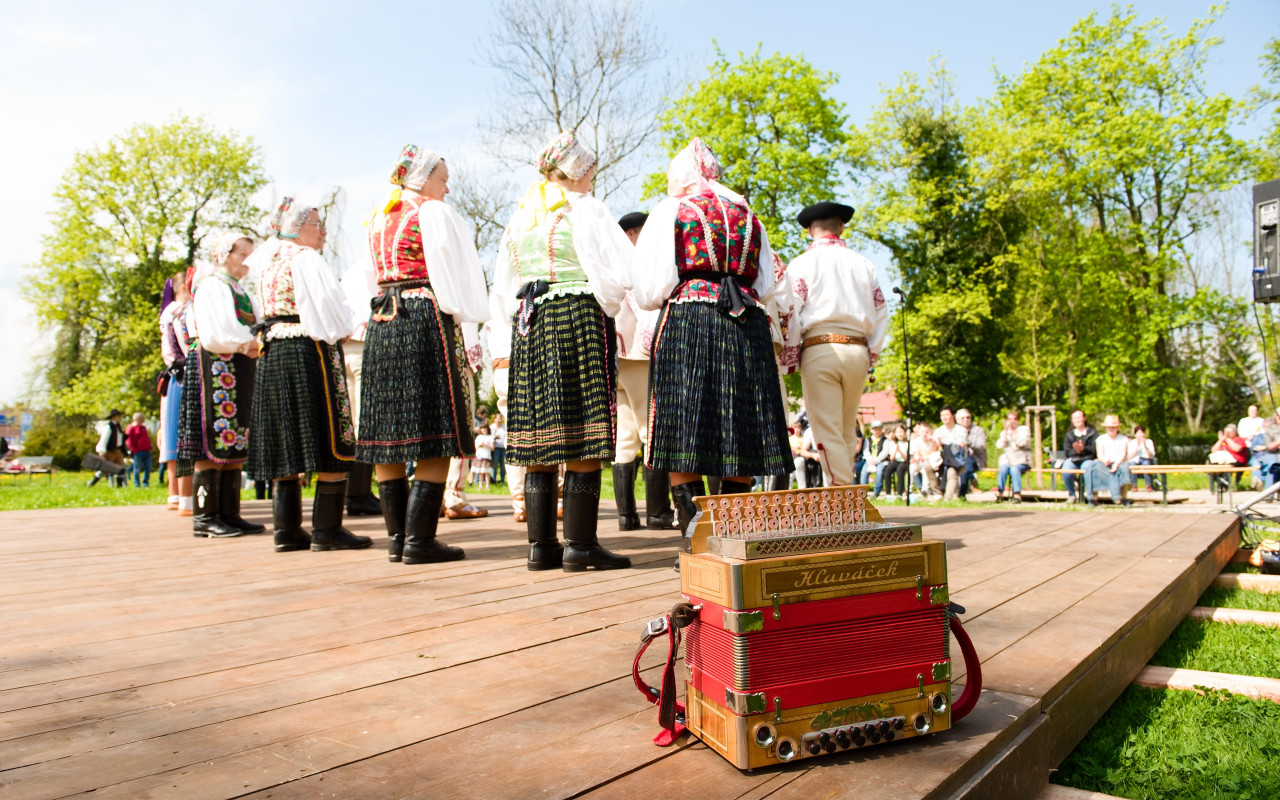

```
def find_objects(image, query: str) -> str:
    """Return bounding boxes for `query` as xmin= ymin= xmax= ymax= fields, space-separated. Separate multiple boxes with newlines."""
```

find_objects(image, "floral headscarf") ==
xmin=536 ymin=130 xmax=596 ymax=180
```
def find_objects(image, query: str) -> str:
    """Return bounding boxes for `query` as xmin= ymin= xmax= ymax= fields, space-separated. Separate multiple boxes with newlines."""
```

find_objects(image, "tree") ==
xmin=445 ymin=161 xmax=517 ymax=288
xmin=986 ymin=6 xmax=1254 ymax=439
xmin=478 ymin=0 xmax=667 ymax=200
xmin=648 ymin=46 xmax=850 ymax=257
xmin=23 ymin=116 xmax=267 ymax=419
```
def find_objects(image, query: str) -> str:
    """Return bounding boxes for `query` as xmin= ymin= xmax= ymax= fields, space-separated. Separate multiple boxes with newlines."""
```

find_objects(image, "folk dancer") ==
xmin=355 ymin=145 xmax=489 ymax=564
xmin=631 ymin=138 xmax=792 ymax=564
xmin=246 ymin=199 xmax=370 ymax=553
xmin=784 ymin=201 xmax=888 ymax=486
xmin=158 ymin=276 xmax=195 ymax=514
xmin=178 ymin=231 xmax=266 ymax=537
xmin=494 ymin=130 xmax=633 ymax=571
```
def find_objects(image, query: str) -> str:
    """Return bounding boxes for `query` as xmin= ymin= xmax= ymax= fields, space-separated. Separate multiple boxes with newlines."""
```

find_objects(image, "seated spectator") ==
xmin=909 ymin=423 xmax=942 ymax=497
xmin=788 ymin=425 xmax=806 ymax=489
xmin=1208 ymin=424 xmax=1249 ymax=493
xmin=1086 ymin=414 xmax=1132 ymax=506
xmin=936 ymin=407 xmax=970 ymax=500
xmin=1062 ymin=409 xmax=1097 ymax=502
xmin=995 ymin=410 xmax=1032 ymax=502
xmin=957 ymin=408 xmax=987 ymax=492
xmin=879 ymin=424 xmax=910 ymax=498
xmin=1126 ymin=426 xmax=1157 ymax=491
xmin=858 ymin=420 xmax=886 ymax=492
xmin=1238 ymin=404 xmax=1265 ymax=443
xmin=800 ymin=422 xmax=823 ymax=489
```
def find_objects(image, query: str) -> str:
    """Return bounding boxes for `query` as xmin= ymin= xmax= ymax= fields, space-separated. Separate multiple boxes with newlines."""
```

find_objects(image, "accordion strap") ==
xmin=633 ymin=601 xmax=699 ymax=746
xmin=948 ymin=602 xmax=982 ymax=722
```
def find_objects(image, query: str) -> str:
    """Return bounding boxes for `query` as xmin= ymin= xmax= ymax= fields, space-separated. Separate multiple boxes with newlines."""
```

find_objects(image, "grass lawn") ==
xmin=1053 ymin=685 xmax=1280 ymax=800
xmin=1150 ymin=619 xmax=1280 ymax=679
xmin=1197 ymin=585 xmax=1280 ymax=613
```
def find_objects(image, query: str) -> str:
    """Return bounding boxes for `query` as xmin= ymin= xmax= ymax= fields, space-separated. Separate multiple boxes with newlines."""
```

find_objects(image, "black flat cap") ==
xmin=108 ymin=409 xmax=123 ymax=418
xmin=618 ymin=211 xmax=648 ymax=232
xmin=796 ymin=201 xmax=854 ymax=228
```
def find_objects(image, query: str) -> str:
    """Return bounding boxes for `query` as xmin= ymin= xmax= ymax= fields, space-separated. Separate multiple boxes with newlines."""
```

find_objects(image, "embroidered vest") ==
xmin=260 ymin=241 xmax=303 ymax=318
xmin=369 ymin=195 xmax=432 ymax=284
xmin=212 ymin=272 xmax=257 ymax=327
xmin=672 ymin=192 xmax=763 ymax=304
xmin=507 ymin=203 xmax=590 ymax=301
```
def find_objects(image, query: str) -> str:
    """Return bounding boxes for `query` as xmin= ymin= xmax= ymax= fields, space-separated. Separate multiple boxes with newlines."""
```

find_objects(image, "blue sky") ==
xmin=1 ymin=0 xmax=1277 ymax=406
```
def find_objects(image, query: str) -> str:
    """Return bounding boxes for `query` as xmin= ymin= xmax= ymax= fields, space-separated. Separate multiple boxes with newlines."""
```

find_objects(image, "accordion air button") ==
xmin=868 ymin=727 xmax=881 ymax=744
xmin=878 ymin=721 xmax=891 ymax=736
xmin=884 ymin=729 xmax=895 ymax=741
xmin=893 ymin=717 xmax=905 ymax=730
xmin=806 ymin=741 xmax=822 ymax=756
xmin=818 ymin=731 xmax=831 ymax=746
xmin=854 ymin=733 xmax=867 ymax=747
xmin=835 ymin=732 xmax=851 ymax=749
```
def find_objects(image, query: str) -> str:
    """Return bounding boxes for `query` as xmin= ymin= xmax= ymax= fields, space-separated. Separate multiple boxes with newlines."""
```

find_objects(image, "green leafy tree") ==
xmin=23 ymin=116 xmax=267 ymax=419
xmin=987 ymin=5 xmax=1253 ymax=439
xmin=646 ymin=46 xmax=849 ymax=257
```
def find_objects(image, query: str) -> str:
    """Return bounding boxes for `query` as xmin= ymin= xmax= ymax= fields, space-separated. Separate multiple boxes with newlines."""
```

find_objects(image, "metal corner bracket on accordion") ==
xmin=634 ymin=485 xmax=980 ymax=770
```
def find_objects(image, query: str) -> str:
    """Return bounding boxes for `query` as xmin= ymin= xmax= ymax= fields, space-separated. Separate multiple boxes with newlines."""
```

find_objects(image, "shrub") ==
xmin=21 ymin=420 xmax=98 ymax=471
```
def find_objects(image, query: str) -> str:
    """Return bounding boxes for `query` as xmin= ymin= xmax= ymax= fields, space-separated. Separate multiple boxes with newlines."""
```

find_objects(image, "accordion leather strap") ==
xmin=633 ymin=601 xmax=699 ymax=746
xmin=949 ymin=603 xmax=982 ymax=722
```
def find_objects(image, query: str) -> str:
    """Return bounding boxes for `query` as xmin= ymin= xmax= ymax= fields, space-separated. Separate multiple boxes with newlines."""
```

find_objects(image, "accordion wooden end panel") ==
xmin=678 ymin=486 xmax=956 ymax=769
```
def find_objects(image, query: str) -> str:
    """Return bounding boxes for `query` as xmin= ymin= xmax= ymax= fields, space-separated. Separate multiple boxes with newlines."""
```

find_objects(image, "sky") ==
xmin=1 ymin=0 xmax=1277 ymax=408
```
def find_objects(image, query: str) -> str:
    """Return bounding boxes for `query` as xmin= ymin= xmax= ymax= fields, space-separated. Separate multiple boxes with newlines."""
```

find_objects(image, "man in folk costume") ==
xmin=246 ymin=198 xmax=371 ymax=553
xmin=612 ymin=211 xmax=677 ymax=532
xmin=354 ymin=145 xmax=489 ymax=564
xmin=785 ymin=201 xmax=889 ymax=486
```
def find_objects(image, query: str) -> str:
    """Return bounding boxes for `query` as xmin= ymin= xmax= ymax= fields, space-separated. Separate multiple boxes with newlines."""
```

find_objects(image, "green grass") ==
xmin=1053 ymin=685 xmax=1280 ymax=800
xmin=0 ymin=471 xmax=174 ymax=510
xmin=1150 ymin=619 xmax=1280 ymax=679
xmin=1198 ymin=585 xmax=1280 ymax=613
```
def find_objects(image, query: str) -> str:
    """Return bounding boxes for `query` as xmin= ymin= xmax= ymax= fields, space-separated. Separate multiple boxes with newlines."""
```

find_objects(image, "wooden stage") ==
xmin=0 ymin=499 xmax=1238 ymax=799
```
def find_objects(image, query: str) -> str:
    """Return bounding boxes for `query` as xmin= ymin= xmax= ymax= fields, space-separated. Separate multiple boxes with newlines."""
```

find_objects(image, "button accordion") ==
xmin=635 ymin=487 xmax=980 ymax=769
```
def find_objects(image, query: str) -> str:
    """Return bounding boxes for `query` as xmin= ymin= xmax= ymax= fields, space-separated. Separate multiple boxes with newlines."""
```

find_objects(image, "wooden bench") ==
xmin=1046 ymin=463 xmax=1251 ymax=506
xmin=0 ymin=456 xmax=54 ymax=481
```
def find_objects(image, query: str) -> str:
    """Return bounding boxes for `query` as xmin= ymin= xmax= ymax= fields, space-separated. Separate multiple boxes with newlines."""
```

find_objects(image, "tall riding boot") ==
xmin=219 ymin=468 xmax=264 ymax=533
xmin=272 ymin=477 xmax=310 ymax=552
xmin=525 ymin=471 xmax=562 ymax=570
xmin=192 ymin=469 xmax=242 ymax=537
xmin=562 ymin=470 xmax=630 ymax=571
xmin=404 ymin=480 xmax=465 ymax=564
xmin=379 ymin=477 xmax=410 ymax=562
xmin=310 ymin=479 xmax=373 ymax=551
xmin=706 ymin=476 xmax=722 ymax=495
xmin=612 ymin=461 xmax=641 ymax=530
xmin=671 ymin=479 xmax=706 ymax=572
xmin=644 ymin=466 xmax=677 ymax=529
xmin=346 ymin=462 xmax=382 ymax=517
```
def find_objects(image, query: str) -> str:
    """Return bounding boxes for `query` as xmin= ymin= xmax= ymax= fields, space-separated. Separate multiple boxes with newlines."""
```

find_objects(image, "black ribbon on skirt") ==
xmin=515 ymin=280 xmax=550 ymax=337
xmin=370 ymin=279 xmax=431 ymax=324
xmin=682 ymin=270 xmax=750 ymax=319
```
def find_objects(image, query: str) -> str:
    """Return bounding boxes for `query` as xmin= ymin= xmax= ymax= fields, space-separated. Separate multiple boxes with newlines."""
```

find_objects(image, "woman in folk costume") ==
xmin=356 ymin=145 xmax=489 ymax=565
xmin=158 ymin=273 xmax=195 ymax=515
xmin=178 ymin=231 xmax=265 ymax=537
xmin=246 ymin=198 xmax=371 ymax=553
xmin=631 ymin=138 xmax=792 ymax=556
xmin=493 ymin=130 xmax=633 ymax=572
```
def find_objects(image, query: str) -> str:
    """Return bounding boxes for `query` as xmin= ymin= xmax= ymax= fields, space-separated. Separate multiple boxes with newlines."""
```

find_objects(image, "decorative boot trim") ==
xmin=404 ymin=480 xmax=464 ymax=564
xmin=379 ymin=477 xmax=410 ymax=562
xmin=220 ymin=468 xmax=264 ymax=533
xmin=272 ymin=478 xmax=310 ymax=552
xmin=613 ymin=461 xmax=640 ymax=530
xmin=193 ymin=469 xmax=242 ymax=538
xmin=310 ymin=479 xmax=373 ymax=552
xmin=524 ymin=471 xmax=561 ymax=569
xmin=562 ymin=470 xmax=630 ymax=572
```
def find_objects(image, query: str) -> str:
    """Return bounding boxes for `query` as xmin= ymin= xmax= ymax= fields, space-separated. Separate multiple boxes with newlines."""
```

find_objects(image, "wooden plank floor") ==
xmin=0 ymin=498 xmax=1237 ymax=799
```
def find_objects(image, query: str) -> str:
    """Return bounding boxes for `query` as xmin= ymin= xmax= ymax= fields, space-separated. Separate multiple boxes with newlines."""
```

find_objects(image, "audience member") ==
xmin=472 ymin=425 xmax=495 ymax=491
xmin=936 ymin=407 xmax=969 ymax=500
xmin=800 ymin=422 xmax=823 ymax=488
xmin=125 ymin=412 xmax=153 ymax=488
xmin=1263 ymin=410 xmax=1280 ymax=487
xmin=859 ymin=420 xmax=886 ymax=492
xmin=1086 ymin=414 xmax=1132 ymax=506
xmin=491 ymin=414 xmax=507 ymax=485
xmin=88 ymin=409 xmax=128 ymax=488
xmin=1208 ymin=424 xmax=1249 ymax=493
xmin=1062 ymin=409 xmax=1097 ymax=502
xmin=1126 ymin=426 xmax=1157 ymax=491
xmin=995 ymin=410 xmax=1031 ymax=501
xmin=957 ymin=408 xmax=986 ymax=492
xmin=1238 ymin=405 xmax=1265 ymax=443
xmin=879 ymin=424 xmax=910 ymax=498
xmin=910 ymin=423 xmax=942 ymax=497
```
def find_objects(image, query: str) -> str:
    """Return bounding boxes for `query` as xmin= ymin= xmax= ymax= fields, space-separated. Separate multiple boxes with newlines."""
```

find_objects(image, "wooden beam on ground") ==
xmin=1133 ymin=665 xmax=1280 ymax=702
xmin=1187 ymin=606 xmax=1280 ymax=627
xmin=1038 ymin=785 xmax=1130 ymax=800
xmin=1213 ymin=572 xmax=1280 ymax=593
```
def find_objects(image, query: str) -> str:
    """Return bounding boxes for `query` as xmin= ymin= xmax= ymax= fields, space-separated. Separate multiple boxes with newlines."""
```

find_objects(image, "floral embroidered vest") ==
xmin=259 ymin=241 xmax=303 ymax=318
xmin=507 ymin=203 xmax=590 ymax=302
xmin=213 ymin=272 xmax=257 ymax=327
xmin=368 ymin=195 xmax=433 ymax=284
xmin=672 ymin=192 xmax=763 ymax=304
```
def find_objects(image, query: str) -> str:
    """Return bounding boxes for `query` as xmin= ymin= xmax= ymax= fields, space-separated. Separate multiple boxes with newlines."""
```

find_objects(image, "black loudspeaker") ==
xmin=1251 ymin=178 xmax=1280 ymax=303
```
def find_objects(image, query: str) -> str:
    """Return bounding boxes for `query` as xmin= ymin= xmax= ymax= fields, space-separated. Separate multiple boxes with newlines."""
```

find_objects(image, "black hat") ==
xmin=108 ymin=409 xmax=123 ymax=418
xmin=796 ymin=201 xmax=854 ymax=228
xmin=618 ymin=211 xmax=648 ymax=232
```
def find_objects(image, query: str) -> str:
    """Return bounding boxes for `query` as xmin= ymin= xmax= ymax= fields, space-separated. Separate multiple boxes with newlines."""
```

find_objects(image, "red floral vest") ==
xmin=369 ymin=195 xmax=435 ymax=284
xmin=671 ymin=192 xmax=763 ymax=304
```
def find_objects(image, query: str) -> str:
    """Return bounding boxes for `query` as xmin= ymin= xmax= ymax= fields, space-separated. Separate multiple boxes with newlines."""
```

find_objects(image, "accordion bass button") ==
xmin=893 ymin=717 xmax=905 ymax=731
xmin=835 ymin=732 xmax=851 ymax=749
xmin=807 ymin=741 xmax=822 ymax=756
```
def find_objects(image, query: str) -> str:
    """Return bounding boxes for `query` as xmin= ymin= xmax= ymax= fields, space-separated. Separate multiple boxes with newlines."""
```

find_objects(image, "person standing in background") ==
xmin=89 ymin=409 xmax=128 ymax=488
xmin=125 ymin=413 xmax=153 ymax=488
xmin=491 ymin=413 xmax=507 ymax=486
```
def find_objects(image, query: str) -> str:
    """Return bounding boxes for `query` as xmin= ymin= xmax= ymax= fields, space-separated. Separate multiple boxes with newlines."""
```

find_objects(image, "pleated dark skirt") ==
xmin=177 ymin=347 xmax=255 ymax=463
xmin=507 ymin=293 xmax=617 ymax=466
xmin=356 ymin=293 xmax=474 ymax=463
xmin=646 ymin=301 xmax=791 ymax=476
xmin=247 ymin=336 xmax=355 ymax=480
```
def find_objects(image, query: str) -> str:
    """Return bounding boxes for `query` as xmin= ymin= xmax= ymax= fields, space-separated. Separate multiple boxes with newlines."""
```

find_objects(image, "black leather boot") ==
xmin=220 ymin=468 xmax=265 ymax=533
xmin=272 ymin=478 xmax=311 ymax=552
xmin=403 ymin=480 xmax=465 ymax=564
xmin=720 ymin=479 xmax=753 ymax=495
xmin=310 ymin=479 xmax=373 ymax=551
xmin=644 ymin=466 xmax=677 ymax=529
xmin=612 ymin=461 xmax=641 ymax=530
xmin=525 ymin=471 xmax=562 ymax=570
xmin=706 ymin=476 xmax=722 ymax=495
xmin=671 ymin=480 xmax=706 ymax=572
xmin=563 ymin=470 xmax=630 ymax=572
xmin=192 ymin=469 xmax=242 ymax=537
xmin=379 ymin=477 xmax=409 ymax=562
xmin=346 ymin=462 xmax=382 ymax=517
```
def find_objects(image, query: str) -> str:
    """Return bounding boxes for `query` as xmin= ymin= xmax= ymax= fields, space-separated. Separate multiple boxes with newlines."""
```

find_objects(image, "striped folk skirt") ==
xmin=507 ymin=293 xmax=617 ymax=466
xmin=177 ymin=347 xmax=255 ymax=463
xmin=356 ymin=292 xmax=475 ymax=463
xmin=247 ymin=336 xmax=355 ymax=480
xmin=646 ymin=301 xmax=791 ymax=477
